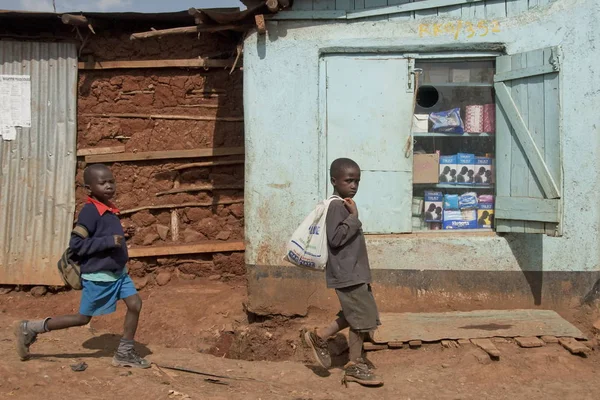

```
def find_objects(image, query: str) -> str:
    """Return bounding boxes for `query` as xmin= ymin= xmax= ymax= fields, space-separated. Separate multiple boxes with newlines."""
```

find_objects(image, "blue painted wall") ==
xmin=243 ymin=0 xmax=600 ymax=274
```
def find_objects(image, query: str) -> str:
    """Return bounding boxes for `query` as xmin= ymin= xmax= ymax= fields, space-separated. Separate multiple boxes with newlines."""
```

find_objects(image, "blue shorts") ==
xmin=79 ymin=274 xmax=137 ymax=317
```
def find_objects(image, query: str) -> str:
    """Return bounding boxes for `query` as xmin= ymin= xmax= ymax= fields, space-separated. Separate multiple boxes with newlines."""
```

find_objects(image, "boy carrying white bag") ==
xmin=285 ymin=195 xmax=342 ymax=270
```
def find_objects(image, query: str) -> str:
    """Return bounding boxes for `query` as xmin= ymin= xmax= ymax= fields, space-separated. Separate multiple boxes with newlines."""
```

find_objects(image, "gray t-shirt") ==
xmin=325 ymin=200 xmax=372 ymax=289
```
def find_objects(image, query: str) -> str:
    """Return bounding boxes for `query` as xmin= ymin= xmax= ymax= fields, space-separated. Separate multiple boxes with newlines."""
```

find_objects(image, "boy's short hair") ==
xmin=83 ymin=164 xmax=111 ymax=185
xmin=330 ymin=158 xmax=360 ymax=178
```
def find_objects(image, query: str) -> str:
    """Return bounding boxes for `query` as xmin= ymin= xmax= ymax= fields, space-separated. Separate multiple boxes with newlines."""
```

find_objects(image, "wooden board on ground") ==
xmin=471 ymin=338 xmax=501 ymax=358
xmin=559 ymin=337 xmax=592 ymax=356
xmin=371 ymin=310 xmax=586 ymax=343
xmin=515 ymin=337 xmax=545 ymax=348
xmin=363 ymin=343 xmax=387 ymax=351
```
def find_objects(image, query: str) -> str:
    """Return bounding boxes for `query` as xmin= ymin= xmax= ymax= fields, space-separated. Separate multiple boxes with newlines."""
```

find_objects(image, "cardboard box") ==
xmin=443 ymin=209 xmax=478 ymax=230
xmin=424 ymin=191 xmax=443 ymax=222
xmin=474 ymin=157 xmax=493 ymax=185
xmin=465 ymin=105 xmax=484 ymax=133
xmin=413 ymin=114 xmax=429 ymax=133
xmin=477 ymin=203 xmax=495 ymax=229
xmin=456 ymin=153 xmax=475 ymax=185
xmin=438 ymin=155 xmax=457 ymax=184
xmin=413 ymin=154 xmax=439 ymax=184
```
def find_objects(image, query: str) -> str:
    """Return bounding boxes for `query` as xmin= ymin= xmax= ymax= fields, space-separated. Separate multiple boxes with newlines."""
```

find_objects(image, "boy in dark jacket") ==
xmin=303 ymin=158 xmax=383 ymax=387
xmin=15 ymin=164 xmax=149 ymax=368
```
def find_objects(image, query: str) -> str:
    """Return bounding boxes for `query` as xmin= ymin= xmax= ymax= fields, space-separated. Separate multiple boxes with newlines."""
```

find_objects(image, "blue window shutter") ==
xmin=325 ymin=56 xmax=414 ymax=233
xmin=494 ymin=46 xmax=562 ymax=236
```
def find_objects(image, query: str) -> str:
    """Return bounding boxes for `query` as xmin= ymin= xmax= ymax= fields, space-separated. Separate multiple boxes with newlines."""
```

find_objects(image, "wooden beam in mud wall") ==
xmin=130 ymin=24 xmax=249 ymax=40
xmin=172 ymin=159 xmax=244 ymax=171
xmin=78 ymin=58 xmax=239 ymax=70
xmin=76 ymin=145 xmax=125 ymax=157
xmin=81 ymin=113 xmax=243 ymax=122
xmin=119 ymin=199 xmax=244 ymax=216
xmin=128 ymin=240 xmax=245 ymax=258
xmin=85 ymin=147 xmax=244 ymax=163
xmin=156 ymin=184 xmax=244 ymax=197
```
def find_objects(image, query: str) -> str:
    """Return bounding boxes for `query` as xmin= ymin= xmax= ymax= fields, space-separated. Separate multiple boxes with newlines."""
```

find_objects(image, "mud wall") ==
xmin=76 ymin=31 xmax=245 ymax=286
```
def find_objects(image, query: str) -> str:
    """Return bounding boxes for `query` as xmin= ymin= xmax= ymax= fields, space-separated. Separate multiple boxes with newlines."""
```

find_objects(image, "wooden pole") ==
xmin=84 ymin=147 xmax=244 ymax=164
xmin=128 ymin=241 xmax=245 ymax=258
xmin=266 ymin=0 xmax=279 ymax=12
xmin=61 ymin=14 xmax=89 ymax=27
xmin=130 ymin=25 xmax=248 ymax=40
xmin=255 ymin=15 xmax=266 ymax=35
xmin=119 ymin=199 xmax=244 ymax=216
xmin=156 ymin=184 xmax=244 ymax=197
xmin=172 ymin=160 xmax=244 ymax=171
xmin=78 ymin=58 xmax=237 ymax=70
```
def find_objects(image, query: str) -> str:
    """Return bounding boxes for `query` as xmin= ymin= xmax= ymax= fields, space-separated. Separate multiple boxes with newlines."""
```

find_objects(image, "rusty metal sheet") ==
xmin=372 ymin=310 xmax=586 ymax=343
xmin=0 ymin=41 xmax=78 ymax=285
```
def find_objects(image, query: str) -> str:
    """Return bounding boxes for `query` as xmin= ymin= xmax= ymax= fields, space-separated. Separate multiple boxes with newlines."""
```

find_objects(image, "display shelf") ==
xmin=413 ymin=132 xmax=493 ymax=137
xmin=413 ymin=183 xmax=494 ymax=189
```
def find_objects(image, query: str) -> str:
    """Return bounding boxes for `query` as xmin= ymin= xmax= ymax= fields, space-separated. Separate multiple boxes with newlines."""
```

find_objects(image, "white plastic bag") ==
xmin=285 ymin=196 xmax=342 ymax=271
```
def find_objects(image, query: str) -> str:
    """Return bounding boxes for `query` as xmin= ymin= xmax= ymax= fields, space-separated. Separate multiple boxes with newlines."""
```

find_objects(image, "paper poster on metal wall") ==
xmin=0 ymin=74 xmax=31 ymax=141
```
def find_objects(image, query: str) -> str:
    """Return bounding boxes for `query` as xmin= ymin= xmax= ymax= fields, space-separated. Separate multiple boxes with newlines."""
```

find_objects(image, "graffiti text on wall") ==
xmin=419 ymin=20 xmax=501 ymax=40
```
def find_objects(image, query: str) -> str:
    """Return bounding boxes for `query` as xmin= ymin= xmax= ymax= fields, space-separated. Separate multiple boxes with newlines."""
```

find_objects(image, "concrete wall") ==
xmin=243 ymin=0 xmax=600 ymax=315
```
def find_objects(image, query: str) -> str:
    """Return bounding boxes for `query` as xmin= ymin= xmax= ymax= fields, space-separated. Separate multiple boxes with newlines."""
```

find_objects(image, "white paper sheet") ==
xmin=0 ymin=75 xmax=31 ymax=128
xmin=0 ymin=125 xmax=17 ymax=141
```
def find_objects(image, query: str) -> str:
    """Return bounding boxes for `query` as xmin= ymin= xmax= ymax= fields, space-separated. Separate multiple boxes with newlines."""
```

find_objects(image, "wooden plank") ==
xmin=559 ymin=337 xmax=592 ymax=356
xmin=78 ymin=58 xmax=237 ymax=70
xmin=525 ymin=49 xmax=547 ymax=233
xmin=494 ymin=54 xmax=513 ymax=233
xmin=494 ymin=64 xmax=558 ymax=82
xmin=495 ymin=197 xmax=560 ymax=223
xmin=471 ymin=338 xmax=500 ymax=358
xmin=119 ymin=199 xmax=244 ymax=216
xmin=128 ymin=240 xmax=245 ymax=258
xmin=374 ymin=310 xmax=586 ymax=343
xmin=335 ymin=0 xmax=355 ymax=11
xmin=273 ymin=0 xmax=485 ymax=19
xmin=156 ymin=184 xmax=244 ymax=197
xmin=508 ymin=52 xmax=528 ymax=233
xmin=172 ymin=160 xmax=244 ymax=171
xmin=314 ymin=0 xmax=336 ymax=10
xmin=387 ymin=0 xmax=412 ymax=21
xmin=515 ymin=336 xmax=545 ymax=348
xmin=77 ymin=146 xmax=125 ymax=157
xmin=541 ymin=335 xmax=559 ymax=344
xmin=484 ymin=0 xmax=507 ymax=18
xmin=130 ymin=25 xmax=247 ymax=40
xmin=543 ymin=46 xmax=562 ymax=235
xmin=495 ymin=82 xmax=561 ymax=200
xmin=409 ymin=340 xmax=422 ymax=349
xmin=347 ymin=0 xmax=484 ymax=19
xmin=255 ymin=15 xmax=266 ymax=35
xmin=82 ymin=113 xmax=243 ymax=122
xmin=85 ymin=147 xmax=244 ymax=163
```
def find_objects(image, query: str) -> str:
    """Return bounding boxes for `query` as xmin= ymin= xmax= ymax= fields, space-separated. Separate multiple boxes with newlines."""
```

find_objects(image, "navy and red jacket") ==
xmin=70 ymin=197 xmax=128 ymax=274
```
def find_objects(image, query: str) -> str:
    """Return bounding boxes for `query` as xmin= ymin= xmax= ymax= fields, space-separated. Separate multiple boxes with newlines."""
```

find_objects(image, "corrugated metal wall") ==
xmin=0 ymin=41 xmax=78 ymax=285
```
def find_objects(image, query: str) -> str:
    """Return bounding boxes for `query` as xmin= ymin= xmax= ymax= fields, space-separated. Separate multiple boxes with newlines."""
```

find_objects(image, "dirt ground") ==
xmin=1 ymin=280 xmax=600 ymax=400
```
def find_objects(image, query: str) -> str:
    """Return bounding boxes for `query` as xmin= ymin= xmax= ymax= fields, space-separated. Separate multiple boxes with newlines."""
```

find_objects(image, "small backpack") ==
xmin=57 ymin=248 xmax=82 ymax=290
xmin=284 ymin=196 xmax=342 ymax=271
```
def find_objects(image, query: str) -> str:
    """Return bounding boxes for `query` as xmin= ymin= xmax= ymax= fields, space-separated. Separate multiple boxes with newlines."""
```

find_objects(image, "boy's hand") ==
xmin=344 ymin=198 xmax=359 ymax=217
xmin=113 ymin=235 xmax=125 ymax=247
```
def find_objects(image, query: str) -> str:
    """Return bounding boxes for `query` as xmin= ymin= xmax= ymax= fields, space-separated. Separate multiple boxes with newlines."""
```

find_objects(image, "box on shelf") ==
xmin=474 ymin=157 xmax=493 ymax=185
xmin=424 ymin=191 xmax=443 ymax=223
xmin=443 ymin=209 xmax=478 ymax=230
xmin=465 ymin=105 xmax=484 ymax=133
xmin=477 ymin=203 xmax=495 ymax=229
xmin=412 ymin=197 xmax=424 ymax=216
xmin=456 ymin=153 xmax=475 ymax=185
xmin=483 ymin=103 xmax=496 ymax=133
xmin=413 ymin=114 xmax=429 ymax=133
xmin=413 ymin=154 xmax=440 ymax=184
xmin=438 ymin=155 xmax=457 ymax=184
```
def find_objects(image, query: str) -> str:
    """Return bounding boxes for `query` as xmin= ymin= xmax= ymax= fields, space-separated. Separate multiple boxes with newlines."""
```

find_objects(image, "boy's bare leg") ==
xmin=15 ymin=314 xmax=91 ymax=361
xmin=317 ymin=316 xmax=349 ymax=340
xmin=348 ymin=329 xmax=364 ymax=362
xmin=112 ymin=294 xmax=150 ymax=369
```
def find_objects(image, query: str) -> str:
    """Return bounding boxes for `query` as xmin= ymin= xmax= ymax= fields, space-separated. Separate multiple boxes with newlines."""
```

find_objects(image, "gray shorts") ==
xmin=335 ymin=283 xmax=381 ymax=333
